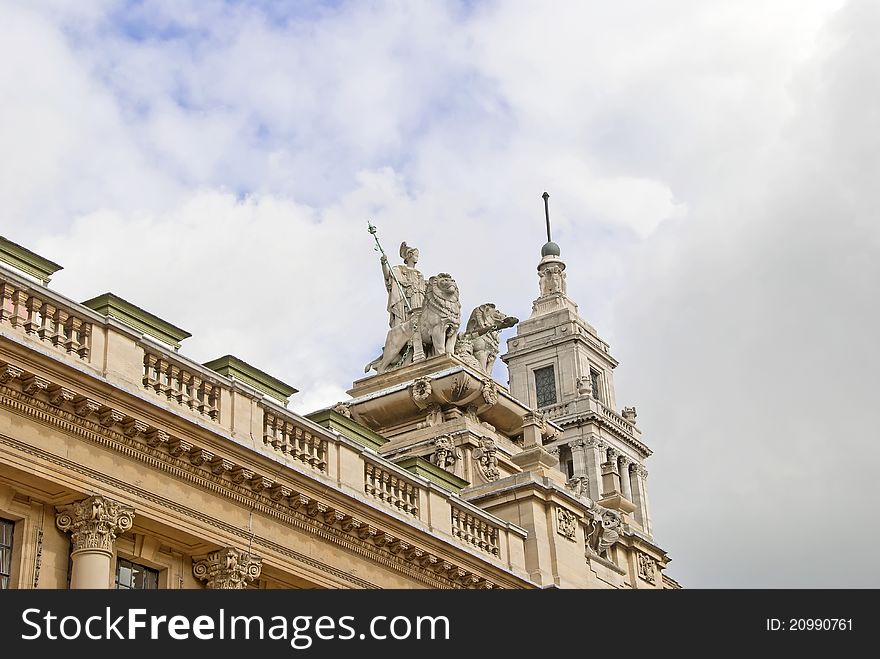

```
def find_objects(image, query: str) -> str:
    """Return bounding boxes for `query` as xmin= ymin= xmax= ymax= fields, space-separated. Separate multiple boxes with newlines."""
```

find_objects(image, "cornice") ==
xmin=0 ymin=363 xmax=523 ymax=589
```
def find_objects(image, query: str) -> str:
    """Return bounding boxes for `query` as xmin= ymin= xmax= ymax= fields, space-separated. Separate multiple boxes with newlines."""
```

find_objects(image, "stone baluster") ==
xmin=10 ymin=289 xmax=28 ymax=328
xmin=168 ymin=365 xmax=180 ymax=401
xmin=55 ymin=495 xmax=135 ymax=589
xmin=192 ymin=547 xmax=262 ymax=589
xmin=65 ymin=316 xmax=82 ymax=355
xmin=0 ymin=283 xmax=14 ymax=323
xmin=24 ymin=295 xmax=42 ymax=335
xmin=189 ymin=375 xmax=201 ymax=410
xmin=38 ymin=302 xmax=56 ymax=342
xmin=53 ymin=308 xmax=68 ymax=348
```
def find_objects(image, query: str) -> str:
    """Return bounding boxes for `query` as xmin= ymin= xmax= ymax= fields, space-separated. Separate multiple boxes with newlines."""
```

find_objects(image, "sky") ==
xmin=2 ymin=0 xmax=877 ymax=588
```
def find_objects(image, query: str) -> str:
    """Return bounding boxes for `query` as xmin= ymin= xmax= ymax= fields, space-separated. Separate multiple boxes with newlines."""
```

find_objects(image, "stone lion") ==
xmin=454 ymin=303 xmax=518 ymax=373
xmin=364 ymin=273 xmax=461 ymax=374
xmin=420 ymin=273 xmax=461 ymax=359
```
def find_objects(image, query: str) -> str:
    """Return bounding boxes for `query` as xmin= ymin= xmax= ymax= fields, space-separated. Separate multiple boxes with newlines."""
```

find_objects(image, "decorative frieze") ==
xmin=55 ymin=495 xmax=135 ymax=554
xmin=192 ymin=547 xmax=262 ymax=589
xmin=637 ymin=552 xmax=658 ymax=584
xmin=555 ymin=507 xmax=577 ymax=542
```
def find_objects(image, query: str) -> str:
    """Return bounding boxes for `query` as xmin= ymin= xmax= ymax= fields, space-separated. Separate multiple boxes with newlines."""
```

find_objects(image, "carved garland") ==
xmin=0 ymin=361 xmax=503 ymax=589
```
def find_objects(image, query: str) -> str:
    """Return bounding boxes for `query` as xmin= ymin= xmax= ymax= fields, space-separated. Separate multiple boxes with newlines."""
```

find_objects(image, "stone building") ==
xmin=0 ymin=230 xmax=678 ymax=590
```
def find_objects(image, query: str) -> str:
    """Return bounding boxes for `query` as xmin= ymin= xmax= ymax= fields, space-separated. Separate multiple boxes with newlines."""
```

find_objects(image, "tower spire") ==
xmin=540 ymin=191 xmax=561 ymax=258
xmin=543 ymin=191 xmax=551 ymax=243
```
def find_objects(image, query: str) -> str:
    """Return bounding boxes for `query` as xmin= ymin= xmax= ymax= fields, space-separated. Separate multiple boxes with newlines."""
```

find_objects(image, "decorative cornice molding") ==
xmin=0 ymin=368 xmax=510 ymax=589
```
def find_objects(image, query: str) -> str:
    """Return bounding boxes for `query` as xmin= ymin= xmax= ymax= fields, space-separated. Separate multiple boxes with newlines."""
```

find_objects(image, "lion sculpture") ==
xmin=419 ymin=273 xmax=461 ymax=359
xmin=365 ymin=273 xmax=461 ymax=374
xmin=454 ymin=303 xmax=518 ymax=374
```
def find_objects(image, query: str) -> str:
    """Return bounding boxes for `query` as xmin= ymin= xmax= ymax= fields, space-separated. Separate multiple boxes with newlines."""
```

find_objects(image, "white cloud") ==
xmin=3 ymin=0 xmax=874 ymax=587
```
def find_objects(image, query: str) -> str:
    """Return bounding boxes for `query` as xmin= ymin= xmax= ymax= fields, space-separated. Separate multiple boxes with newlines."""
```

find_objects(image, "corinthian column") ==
xmin=193 ymin=547 xmax=262 ymax=589
xmin=56 ymin=495 xmax=135 ymax=589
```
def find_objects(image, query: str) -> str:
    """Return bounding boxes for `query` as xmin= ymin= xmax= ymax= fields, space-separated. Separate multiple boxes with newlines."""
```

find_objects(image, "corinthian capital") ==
xmin=193 ymin=547 xmax=262 ymax=589
xmin=55 ymin=496 xmax=135 ymax=554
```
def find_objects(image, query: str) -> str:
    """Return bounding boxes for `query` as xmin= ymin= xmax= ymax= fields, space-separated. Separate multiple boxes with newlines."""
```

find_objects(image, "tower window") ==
xmin=0 ymin=518 xmax=13 ymax=589
xmin=590 ymin=369 xmax=602 ymax=402
xmin=115 ymin=558 xmax=159 ymax=590
xmin=534 ymin=366 xmax=557 ymax=407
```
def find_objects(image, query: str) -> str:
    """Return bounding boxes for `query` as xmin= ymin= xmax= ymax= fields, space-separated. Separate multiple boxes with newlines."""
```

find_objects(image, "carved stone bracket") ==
xmin=472 ymin=437 xmax=500 ymax=482
xmin=192 ymin=547 xmax=262 ymax=589
xmin=565 ymin=476 xmax=590 ymax=501
xmin=430 ymin=434 xmax=459 ymax=471
xmin=480 ymin=379 xmax=498 ymax=406
xmin=55 ymin=495 xmax=135 ymax=554
xmin=585 ymin=505 xmax=622 ymax=558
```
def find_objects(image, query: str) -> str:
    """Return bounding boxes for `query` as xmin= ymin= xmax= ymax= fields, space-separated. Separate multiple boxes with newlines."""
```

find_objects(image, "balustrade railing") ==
xmin=364 ymin=461 xmax=420 ymax=517
xmin=1 ymin=278 xmax=92 ymax=360
xmin=600 ymin=404 xmax=634 ymax=435
xmin=262 ymin=405 xmax=327 ymax=473
xmin=142 ymin=351 xmax=222 ymax=420
xmin=451 ymin=506 xmax=500 ymax=557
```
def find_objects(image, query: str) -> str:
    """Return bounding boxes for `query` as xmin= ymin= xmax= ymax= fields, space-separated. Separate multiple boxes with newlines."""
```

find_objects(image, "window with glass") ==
xmin=115 ymin=558 xmax=159 ymax=590
xmin=534 ymin=366 xmax=557 ymax=407
xmin=590 ymin=369 xmax=602 ymax=402
xmin=1 ymin=518 xmax=14 ymax=590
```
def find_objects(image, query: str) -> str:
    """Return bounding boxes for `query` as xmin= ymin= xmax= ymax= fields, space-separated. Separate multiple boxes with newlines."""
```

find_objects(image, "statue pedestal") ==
xmin=510 ymin=447 xmax=564 ymax=484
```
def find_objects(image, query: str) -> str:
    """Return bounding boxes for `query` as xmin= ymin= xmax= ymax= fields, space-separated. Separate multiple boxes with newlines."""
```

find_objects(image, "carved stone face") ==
xmin=405 ymin=249 xmax=419 ymax=266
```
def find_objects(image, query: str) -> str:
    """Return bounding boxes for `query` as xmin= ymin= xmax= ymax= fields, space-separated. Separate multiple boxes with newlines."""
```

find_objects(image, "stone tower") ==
xmin=502 ymin=238 xmax=655 ymax=539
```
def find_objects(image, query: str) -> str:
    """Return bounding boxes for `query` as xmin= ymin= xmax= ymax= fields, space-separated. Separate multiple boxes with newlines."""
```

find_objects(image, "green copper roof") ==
xmin=203 ymin=354 xmax=298 ymax=404
xmin=306 ymin=409 xmax=388 ymax=451
xmin=395 ymin=456 xmax=469 ymax=493
xmin=82 ymin=292 xmax=192 ymax=349
xmin=0 ymin=236 xmax=63 ymax=285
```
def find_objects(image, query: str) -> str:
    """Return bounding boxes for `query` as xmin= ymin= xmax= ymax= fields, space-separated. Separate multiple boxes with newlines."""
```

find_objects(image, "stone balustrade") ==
xmin=0 ymin=261 xmax=529 ymax=579
xmin=142 ymin=351 xmax=223 ymax=420
xmin=261 ymin=404 xmax=327 ymax=474
xmin=1 ymin=275 xmax=92 ymax=360
xmin=451 ymin=506 xmax=501 ymax=557
xmin=364 ymin=460 xmax=420 ymax=517
xmin=542 ymin=401 xmax=571 ymax=419
xmin=600 ymin=404 xmax=635 ymax=435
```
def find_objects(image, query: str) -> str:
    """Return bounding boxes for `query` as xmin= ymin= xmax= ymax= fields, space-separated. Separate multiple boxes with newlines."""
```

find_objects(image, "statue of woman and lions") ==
xmin=365 ymin=241 xmax=517 ymax=375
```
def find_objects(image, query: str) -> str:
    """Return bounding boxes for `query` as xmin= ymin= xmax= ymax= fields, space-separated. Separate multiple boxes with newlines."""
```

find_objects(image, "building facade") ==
xmin=0 ymin=233 xmax=678 ymax=590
